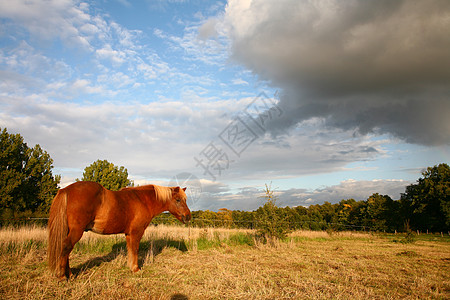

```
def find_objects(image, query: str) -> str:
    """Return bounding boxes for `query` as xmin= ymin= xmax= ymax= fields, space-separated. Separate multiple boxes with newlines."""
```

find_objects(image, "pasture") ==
xmin=0 ymin=225 xmax=449 ymax=299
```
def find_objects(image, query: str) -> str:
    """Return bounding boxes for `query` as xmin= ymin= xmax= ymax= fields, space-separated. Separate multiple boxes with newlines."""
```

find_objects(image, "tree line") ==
xmin=1 ymin=128 xmax=449 ymax=232
xmin=143 ymin=164 xmax=450 ymax=233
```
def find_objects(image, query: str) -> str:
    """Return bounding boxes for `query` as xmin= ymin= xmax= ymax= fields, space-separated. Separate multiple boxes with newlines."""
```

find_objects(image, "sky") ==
xmin=1 ymin=0 xmax=449 ymax=211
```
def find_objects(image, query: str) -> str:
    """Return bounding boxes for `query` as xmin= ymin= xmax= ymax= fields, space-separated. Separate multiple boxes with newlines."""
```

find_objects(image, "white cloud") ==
xmin=97 ymin=72 xmax=134 ymax=89
xmin=284 ymin=179 xmax=410 ymax=206
xmin=0 ymin=0 xmax=175 ymax=99
xmin=231 ymin=78 xmax=248 ymax=86
xmin=192 ymin=178 xmax=410 ymax=211
xmin=154 ymin=20 xmax=228 ymax=66
xmin=70 ymin=79 xmax=111 ymax=95
xmin=95 ymin=45 xmax=126 ymax=65
xmin=0 ymin=41 xmax=71 ymax=81
xmin=195 ymin=115 xmax=386 ymax=182
xmin=1 ymin=89 xmax=390 ymax=192
xmin=0 ymin=94 xmax=245 ymax=177
xmin=0 ymin=0 xmax=94 ymax=50
xmin=198 ymin=18 xmax=219 ymax=40
xmin=115 ymin=0 xmax=132 ymax=8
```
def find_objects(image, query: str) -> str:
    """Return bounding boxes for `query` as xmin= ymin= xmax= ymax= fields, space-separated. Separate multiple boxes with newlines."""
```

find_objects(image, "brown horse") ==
xmin=48 ymin=181 xmax=191 ymax=279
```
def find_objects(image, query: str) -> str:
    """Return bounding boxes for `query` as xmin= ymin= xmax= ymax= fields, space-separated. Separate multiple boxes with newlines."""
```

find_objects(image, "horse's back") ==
xmin=63 ymin=181 xmax=105 ymax=230
xmin=64 ymin=181 xmax=104 ymax=207
xmin=63 ymin=181 xmax=103 ymax=194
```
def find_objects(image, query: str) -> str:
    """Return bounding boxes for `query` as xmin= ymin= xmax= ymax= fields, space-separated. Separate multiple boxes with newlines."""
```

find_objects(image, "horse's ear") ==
xmin=183 ymin=187 xmax=187 ymax=191
xmin=174 ymin=187 xmax=180 ymax=193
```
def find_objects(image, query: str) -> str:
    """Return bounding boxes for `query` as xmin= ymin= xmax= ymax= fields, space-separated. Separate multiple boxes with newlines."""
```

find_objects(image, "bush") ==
xmin=256 ymin=184 xmax=291 ymax=243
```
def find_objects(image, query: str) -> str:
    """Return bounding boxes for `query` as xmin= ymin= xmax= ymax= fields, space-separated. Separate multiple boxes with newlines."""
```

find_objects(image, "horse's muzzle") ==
xmin=182 ymin=214 xmax=191 ymax=224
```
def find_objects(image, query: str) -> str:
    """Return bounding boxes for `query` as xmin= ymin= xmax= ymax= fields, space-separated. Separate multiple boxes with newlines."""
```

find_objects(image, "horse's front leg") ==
xmin=125 ymin=230 xmax=144 ymax=272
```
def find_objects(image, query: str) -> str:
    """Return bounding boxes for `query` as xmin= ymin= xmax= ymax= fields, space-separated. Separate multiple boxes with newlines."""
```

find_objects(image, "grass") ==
xmin=0 ymin=225 xmax=449 ymax=299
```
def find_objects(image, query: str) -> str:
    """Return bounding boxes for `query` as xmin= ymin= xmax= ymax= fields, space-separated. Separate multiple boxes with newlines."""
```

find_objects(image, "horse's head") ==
xmin=167 ymin=187 xmax=191 ymax=224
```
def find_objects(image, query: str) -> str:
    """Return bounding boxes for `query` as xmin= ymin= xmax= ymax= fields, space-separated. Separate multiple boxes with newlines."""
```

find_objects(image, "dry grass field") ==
xmin=0 ymin=225 xmax=449 ymax=299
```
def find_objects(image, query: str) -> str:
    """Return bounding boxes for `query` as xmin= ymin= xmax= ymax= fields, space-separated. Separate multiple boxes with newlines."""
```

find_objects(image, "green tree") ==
xmin=255 ymin=184 xmax=290 ymax=242
xmin=192 ymin=210 xmax=217 ymax=227
xmin=217 ymin=208 xmax=233 ymax=228
xmin=363 ymin=193 xmax=396 ymax=232
xmin=232 ymin=210 xmax=256 ymax=229
xmin=293 ymin=205 xmax=309 ymax=229
xmin=307 ymin=205 xmax=326 ymax=230
xmin=0 ymin=128 xmax=60 ymax=216
xmin=77 ymin=159 xmax=133 ymax=191
xmin=400 ymin=163 xmax=450 ymax=232
xmin=319 ymin=201 xmax=338 ymax=226
xmin=335 ymin=199 xmax=356 ymax=228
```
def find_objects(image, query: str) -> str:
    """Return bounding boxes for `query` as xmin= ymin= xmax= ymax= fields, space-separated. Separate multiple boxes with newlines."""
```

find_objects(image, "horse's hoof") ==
xmin=57 ymin=275 xmax=68 ymax=281
xmin=65 ymin=269 xmax=73 ymax=279
xmin=131 ymin=266 xmax=140 ymax=272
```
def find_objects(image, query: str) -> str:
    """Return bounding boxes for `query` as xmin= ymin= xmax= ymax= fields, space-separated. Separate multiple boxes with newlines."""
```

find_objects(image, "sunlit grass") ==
xmin=1 ymin=225 xmax=449 ymax=299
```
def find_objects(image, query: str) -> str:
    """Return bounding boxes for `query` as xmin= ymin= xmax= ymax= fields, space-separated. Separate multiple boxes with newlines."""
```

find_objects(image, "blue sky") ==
xmin=1 ymin=0 xmax=449 ymax=211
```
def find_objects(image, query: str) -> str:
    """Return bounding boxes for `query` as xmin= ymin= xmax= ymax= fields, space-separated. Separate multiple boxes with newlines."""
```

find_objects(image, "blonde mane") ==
xmin=153 ymin=185 xmax=172 ymax=203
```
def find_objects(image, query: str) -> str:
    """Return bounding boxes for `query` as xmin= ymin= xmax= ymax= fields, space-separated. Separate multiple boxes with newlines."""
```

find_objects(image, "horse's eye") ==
xmin=176 ymin=198 xmax=181 ymax=203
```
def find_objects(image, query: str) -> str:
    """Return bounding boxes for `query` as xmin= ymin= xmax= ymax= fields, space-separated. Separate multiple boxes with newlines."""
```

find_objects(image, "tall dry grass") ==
xmin=145 ymin=224 xmax=252 ymax=241
xmin=289 ymin=229 xmax=374 ymax=239
xmin=1 ymin=225 xmax=449 ymax=299
xmin=0 ymin=224 xmax=254 ymax=258
xmin=0 ymin=225 xmax=47 ymax=244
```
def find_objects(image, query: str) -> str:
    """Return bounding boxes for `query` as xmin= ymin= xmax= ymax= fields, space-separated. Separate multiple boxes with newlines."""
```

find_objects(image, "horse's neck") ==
xmin=136 ymin=187 xmax=168 ymax=217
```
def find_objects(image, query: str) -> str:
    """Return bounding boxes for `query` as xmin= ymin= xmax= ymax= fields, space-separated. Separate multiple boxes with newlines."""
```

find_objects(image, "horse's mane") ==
xmin=153 ymin=185 xmax=172 ymax=203
xmin=122 ymin=184 xmax=172 ymax=203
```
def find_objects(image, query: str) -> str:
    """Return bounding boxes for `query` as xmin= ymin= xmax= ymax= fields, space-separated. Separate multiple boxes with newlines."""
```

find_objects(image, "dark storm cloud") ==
xmin=224 ymin=0 xmax=450 ymax=145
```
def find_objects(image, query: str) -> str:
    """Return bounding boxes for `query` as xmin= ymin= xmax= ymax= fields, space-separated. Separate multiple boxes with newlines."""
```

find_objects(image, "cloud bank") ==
xmin=194 ymin=178 xmax=409 ymax=211
xmin=1 ymin=0 xmax=446 ymax=211
xmin=222 ymin=0 xmax=450 ymax=145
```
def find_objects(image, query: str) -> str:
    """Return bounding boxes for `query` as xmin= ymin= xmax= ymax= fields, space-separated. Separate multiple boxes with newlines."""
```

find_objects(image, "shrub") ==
xmin=256 ymin=184 xmax=291 ymax=244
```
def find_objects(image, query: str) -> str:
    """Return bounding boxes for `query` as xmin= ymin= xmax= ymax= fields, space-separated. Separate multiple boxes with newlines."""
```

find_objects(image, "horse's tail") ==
xmin=47 ymin=190 xmax=68 ymax=274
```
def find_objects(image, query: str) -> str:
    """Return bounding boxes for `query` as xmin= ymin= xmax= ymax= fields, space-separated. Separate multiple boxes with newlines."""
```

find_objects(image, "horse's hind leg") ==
xmin=59 ymin=227 xmax=84 ymax=279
